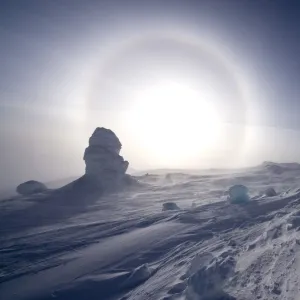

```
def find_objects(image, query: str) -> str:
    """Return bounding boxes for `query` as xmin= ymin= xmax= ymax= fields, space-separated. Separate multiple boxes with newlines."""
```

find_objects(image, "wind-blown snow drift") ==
xmin=2 ymin=162 xmax=300 ymax=299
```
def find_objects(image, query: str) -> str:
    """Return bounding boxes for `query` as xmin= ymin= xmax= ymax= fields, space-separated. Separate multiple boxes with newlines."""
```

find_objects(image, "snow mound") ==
xmin=162 ymin=202 xmax=180 ymax=211
xmin=16 ymin=180 xmax=47 ymax=195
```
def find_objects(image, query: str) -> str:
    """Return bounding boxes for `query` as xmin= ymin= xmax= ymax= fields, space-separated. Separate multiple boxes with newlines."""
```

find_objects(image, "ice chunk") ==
xmin=228 ymin=185 xmax=249 ymax=204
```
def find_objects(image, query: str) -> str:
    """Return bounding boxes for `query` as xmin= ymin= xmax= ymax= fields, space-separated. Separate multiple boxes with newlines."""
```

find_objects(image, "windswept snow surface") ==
xmin=2 ymin=163 xmax=300 ymax=299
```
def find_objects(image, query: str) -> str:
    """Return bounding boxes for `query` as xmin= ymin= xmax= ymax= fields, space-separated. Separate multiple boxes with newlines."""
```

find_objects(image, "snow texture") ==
xmin=4 ymin=161 xmax=300 ymax=299
xmin=264 ymin=187 xmax=277 ymax=197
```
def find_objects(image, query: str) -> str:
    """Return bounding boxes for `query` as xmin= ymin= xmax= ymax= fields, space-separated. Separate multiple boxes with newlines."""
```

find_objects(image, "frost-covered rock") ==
xmin=16 ymin=180 xmax=47 ymax=195
xmin=83 ymin=127 xmax=132 ymax=190
xmin=162 ymin=202 xmax=180 ymax=211
xmin=88 ymin=127 xmax=122 ymax=153
xmin=228 ymin=185 xmax=249 ymax=204
xmin=264 ymin=187 xmax=277 ymax=197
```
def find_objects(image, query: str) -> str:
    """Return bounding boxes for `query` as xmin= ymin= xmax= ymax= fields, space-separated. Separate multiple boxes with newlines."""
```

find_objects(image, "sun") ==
xmin=126 ymin=81 xmax=222 ymax=167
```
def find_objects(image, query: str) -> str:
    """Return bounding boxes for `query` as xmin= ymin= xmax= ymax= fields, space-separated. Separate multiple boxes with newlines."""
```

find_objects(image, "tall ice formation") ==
xmin=83 ymin=127 xmax=129 ymax=189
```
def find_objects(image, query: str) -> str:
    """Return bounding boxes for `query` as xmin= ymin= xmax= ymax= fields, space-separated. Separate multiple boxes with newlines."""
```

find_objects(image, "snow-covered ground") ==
xmin=2 ymin=162 xmax=300 ymax=299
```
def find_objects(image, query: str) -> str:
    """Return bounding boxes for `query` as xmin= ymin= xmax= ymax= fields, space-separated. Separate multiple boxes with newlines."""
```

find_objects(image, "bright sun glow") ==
xmin=127 ymin=82 xmax=223 ymax=167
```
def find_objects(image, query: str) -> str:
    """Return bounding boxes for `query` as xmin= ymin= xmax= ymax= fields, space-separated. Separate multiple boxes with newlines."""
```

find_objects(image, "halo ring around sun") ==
xmin=86 ymin=31 xmax=251 ymax=167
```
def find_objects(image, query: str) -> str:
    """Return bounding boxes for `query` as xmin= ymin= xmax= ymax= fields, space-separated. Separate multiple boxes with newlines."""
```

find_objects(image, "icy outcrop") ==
xmin=228 ymin=185 xmax=249 ymax=204
xmin=16 ymin=180 xmax=47 ymax=195
xmin=83 ymin=127 xmax=131 ymax=190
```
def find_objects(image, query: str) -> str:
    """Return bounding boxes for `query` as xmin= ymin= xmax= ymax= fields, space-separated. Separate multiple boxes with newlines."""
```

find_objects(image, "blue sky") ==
xmin=1 ymin=0 xmax=300 ymax=188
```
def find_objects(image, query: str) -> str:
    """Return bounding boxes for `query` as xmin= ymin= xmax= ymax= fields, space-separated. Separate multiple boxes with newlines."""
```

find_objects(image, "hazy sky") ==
xmin=1 ymin=0 xmax=300 ymax=188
